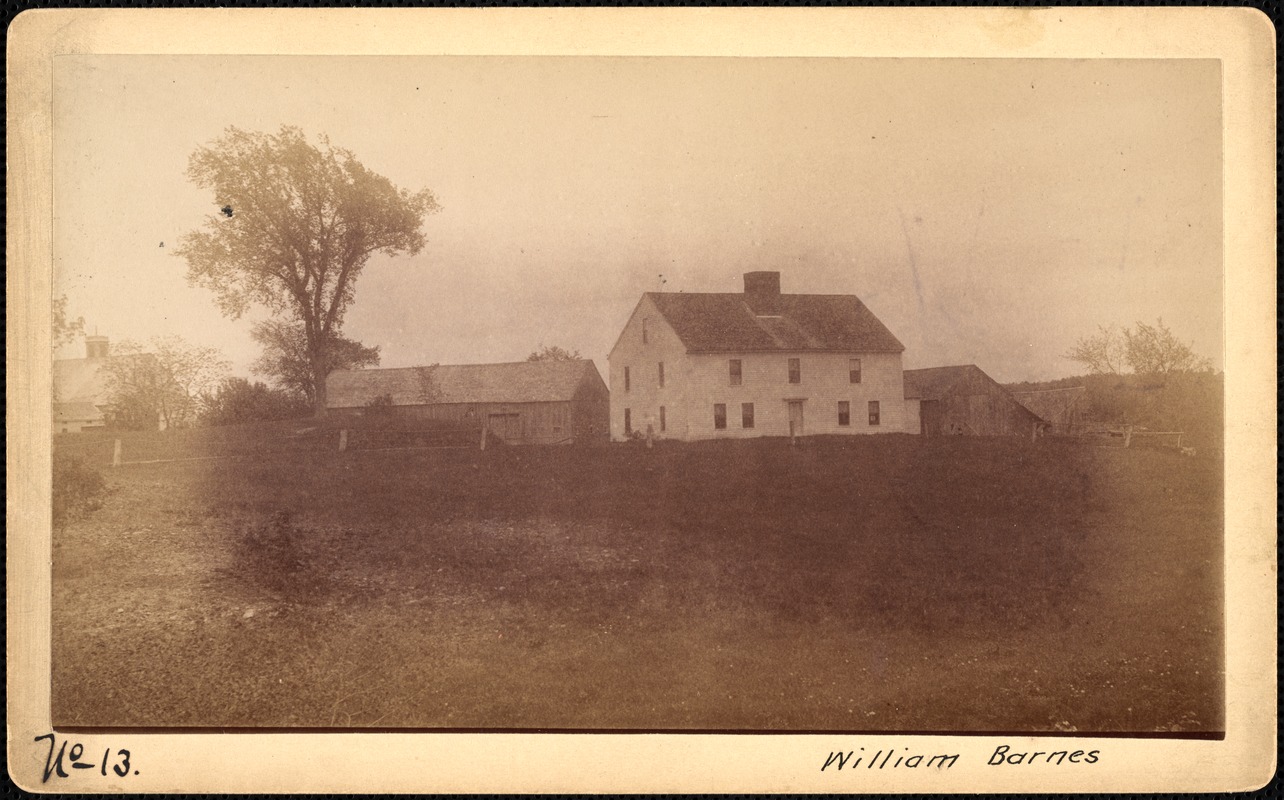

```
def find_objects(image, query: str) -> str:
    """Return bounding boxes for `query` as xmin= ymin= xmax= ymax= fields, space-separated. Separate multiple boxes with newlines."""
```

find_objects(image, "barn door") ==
xmin=787 ymin=401 xmax=804 ymax=436
xmin=487 ymin=412 xmax=522 ymax=444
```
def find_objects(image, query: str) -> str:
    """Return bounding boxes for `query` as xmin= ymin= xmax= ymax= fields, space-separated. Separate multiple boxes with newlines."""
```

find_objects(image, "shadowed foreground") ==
xmin=52 ymin=430 xmax=1222 ymax=732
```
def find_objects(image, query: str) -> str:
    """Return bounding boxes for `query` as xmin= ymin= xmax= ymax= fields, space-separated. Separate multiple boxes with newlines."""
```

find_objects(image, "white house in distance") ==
xmin=607 ymin=271 xmax=908 ymax=441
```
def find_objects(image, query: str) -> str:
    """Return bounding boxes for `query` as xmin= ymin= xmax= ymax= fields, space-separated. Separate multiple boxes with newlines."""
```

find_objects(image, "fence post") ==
xmin=479 ymin=421 xmax=487 ymax=451
xmin=1124 ymin=424 xmax=1133 ymax=448
xmin=112 ymin=439 xmax=121 ymax=468
xmin=338 ymin=429 xmax=348 ymax=452
xmin=1031 ymin=422 xmax=1038 ymax=443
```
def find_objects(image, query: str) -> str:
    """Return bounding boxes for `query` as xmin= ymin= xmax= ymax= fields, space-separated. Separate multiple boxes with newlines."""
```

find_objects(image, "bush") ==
xmin=230 ymin=511 xmax=324 ymax=597
xmin=52 ymin=454 xmax=107 ymax=527
xmin=199 ymin=377 xmax=310 ymax=427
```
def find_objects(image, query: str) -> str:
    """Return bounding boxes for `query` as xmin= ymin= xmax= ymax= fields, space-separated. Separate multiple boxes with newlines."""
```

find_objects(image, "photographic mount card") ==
xmin=7 ymin=7 xmax=1276 ymax=793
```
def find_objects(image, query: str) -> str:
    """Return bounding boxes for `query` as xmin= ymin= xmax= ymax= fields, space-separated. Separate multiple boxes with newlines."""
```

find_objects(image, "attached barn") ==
xmin=325 ymin=360 xmax=609 ymax=445
xmin=904 ymin=364 xmax=1044 ymax=437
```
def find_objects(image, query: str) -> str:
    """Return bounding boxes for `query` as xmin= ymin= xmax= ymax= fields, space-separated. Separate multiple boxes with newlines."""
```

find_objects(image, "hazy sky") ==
xmin=54 ymin=56 xmax=1222 ymax=383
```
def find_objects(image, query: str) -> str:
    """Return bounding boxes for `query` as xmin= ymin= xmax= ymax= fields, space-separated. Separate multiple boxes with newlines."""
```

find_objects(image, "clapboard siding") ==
xmin=608 ymin=274 xmax=912 ymax=441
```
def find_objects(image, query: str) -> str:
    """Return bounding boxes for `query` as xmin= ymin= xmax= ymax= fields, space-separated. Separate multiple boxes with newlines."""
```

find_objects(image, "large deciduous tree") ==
xmin=174 ymin=126 xmax=439 ymax=415
xmin=250 ymin=319 xmax=380 ymax=406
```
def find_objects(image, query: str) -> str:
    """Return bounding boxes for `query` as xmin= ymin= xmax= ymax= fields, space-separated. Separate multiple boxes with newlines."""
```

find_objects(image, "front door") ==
xmin=787 ymin=401 xmax=804 ymax=436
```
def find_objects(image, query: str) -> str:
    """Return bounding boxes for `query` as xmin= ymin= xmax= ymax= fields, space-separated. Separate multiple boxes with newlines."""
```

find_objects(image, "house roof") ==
xmin=644 ymin=292 xmax=904 ymax=354
xmin=53 ymin=353 xmax=154 ymax=404
xmin=53 ymin=358 xmax=108 ymax=404
xmin=902 ymin=365 xmax=985 ymax=400
xmin=1011 ymin=386 xmax=1087 ymax=423
xmin=326 ymin=359 xmax=605 ymax=408
xmin=53 ymin=401 xmax=104 ymax=422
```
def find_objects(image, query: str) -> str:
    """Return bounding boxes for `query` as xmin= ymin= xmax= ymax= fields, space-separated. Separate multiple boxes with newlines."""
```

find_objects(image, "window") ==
xmin=868 ymin=400 xmax=880 ymax=426
xmin=624 ymin=366 xmax=630 ymax=392
xmin=659 ymin=406 xmax=666 ymax=432
xmin=642 ymin=318 xmax=648 ymax=344
xmin=838 ymin=401 xmax=850 ymax=426
xmin=742 ymin=403 xmax=755 ymax=429
xmin=624 ymin=408 xmax=632 ymax=435
xmin=788 ymin=357 xmax=801 ymax=384
xmin=714 ymin=404 xmax=727 ymax=430
xmin=849 ymin=358 xmax=862 ymax=384
xmin=658 ymin=362 xmax=665 ymax=388
xmin=729 ymin=359 xmax=742 ymax=386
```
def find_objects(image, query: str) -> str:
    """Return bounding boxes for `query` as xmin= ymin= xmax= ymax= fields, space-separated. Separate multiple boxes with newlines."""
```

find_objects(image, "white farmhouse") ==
xmin=608 ymin=271 xmax=908 ymax=441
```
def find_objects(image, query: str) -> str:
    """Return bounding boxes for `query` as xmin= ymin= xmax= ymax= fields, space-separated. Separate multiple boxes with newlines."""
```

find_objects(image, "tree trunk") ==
xmin=312 ymin=364 xmax=328 ymax=418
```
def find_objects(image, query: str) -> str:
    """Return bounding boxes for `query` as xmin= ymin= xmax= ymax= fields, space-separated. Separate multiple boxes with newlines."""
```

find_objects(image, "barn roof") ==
xmin=326 ymin=359 xmax=604 ymax=408
xmin=902 ymin=365 xmax=986 ymax=400
xmin=1011 ymin=386 xmax=1087 ymax=424
xmin=644 ymin=292 xmax=905 ymax=354
xmin=53 ymin=401 xmax=104 ymax=422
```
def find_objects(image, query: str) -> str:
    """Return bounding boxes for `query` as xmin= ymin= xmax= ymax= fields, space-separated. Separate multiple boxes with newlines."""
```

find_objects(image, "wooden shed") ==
xmin=325 ymin=360 xmax=609 ymax=445
xmin=1011 ymin=386 xmax=1087 ymax=435
xmin=903 ymin=364 xmax=1044 ymax=437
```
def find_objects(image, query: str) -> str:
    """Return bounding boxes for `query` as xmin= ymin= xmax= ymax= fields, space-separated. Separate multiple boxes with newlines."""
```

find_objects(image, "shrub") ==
xmin=198 ymin=377 xmax=310 ymax=427
xmin=230 ymin=510 xmax=324 ymax=597
xmin=52 ymin=453 xmax=107 ymax=527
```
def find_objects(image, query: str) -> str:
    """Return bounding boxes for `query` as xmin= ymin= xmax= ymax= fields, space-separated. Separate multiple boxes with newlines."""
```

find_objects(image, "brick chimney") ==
xmin=743 ymin=271 xmax=782 ymax=315
xmin=85 ymin=335 xmax=109 ymax=359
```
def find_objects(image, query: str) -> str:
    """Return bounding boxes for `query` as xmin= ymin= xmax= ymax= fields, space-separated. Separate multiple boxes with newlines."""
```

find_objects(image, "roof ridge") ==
xmin=332 ymin=359 xmax=590 ymax=375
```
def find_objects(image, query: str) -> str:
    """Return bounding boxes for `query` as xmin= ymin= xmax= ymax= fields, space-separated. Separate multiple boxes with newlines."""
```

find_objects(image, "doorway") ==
xmin=487 ymin=412 xmax=523 ymax=444
xmin=787 ymin=401 xmax=804 ymax=437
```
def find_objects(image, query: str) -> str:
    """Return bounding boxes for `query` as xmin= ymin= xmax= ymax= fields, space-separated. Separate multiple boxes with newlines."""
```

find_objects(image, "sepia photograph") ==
xmin=8 ymin=7 xmax=1276 ymax=794
xmin=48 ymin=53 xmax=1226 ymax=734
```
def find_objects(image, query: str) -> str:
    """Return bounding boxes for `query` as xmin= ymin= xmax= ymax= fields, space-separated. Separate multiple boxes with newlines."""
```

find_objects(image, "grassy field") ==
xmin=51 ymin=425 xmax=1223 ymax=732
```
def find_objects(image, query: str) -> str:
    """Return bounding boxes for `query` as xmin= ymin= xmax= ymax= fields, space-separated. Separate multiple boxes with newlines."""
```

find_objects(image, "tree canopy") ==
xmin=1065 ymin=319 xmax=1210 ymax=377
xmin=251 ymin=319 xmax=380 ymax=406
xmin=1122 ymin=319 xmax=1213 ymax=376
xmin=53 ymin=294 xmax=84 ymax=352
xmin=102 ymin=336 xmax=230 ymax=430
xmin=526 ymin=344 xmax=582 ymax=362
xmin=174 ymin=126 xmax=438 ymax=414
xmin=198 ymin=377 xmax=310 ymax=427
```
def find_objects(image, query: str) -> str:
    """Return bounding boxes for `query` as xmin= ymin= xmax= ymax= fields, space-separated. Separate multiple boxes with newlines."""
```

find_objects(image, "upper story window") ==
xmin=788 ymin=358 xmax=801 ymax=384
xmin=729 ymin=359 xmax=742 ymax=386
xmin=658 ymin=362 xmax=665 ymax=388
xmin=868 ymin=400 xmax=881 ymax=426
xmin=642 ymin=318 xmax=649 ymax=344
xmin=624 ymin=366 xmax=631 ymax=392
xmin=713 ymin=403 xmax=727 ymax=430
xmin=849 ymin=358 xmax=862 ymax=384
xmin=838 ymin=401 xmax=850 ymax=426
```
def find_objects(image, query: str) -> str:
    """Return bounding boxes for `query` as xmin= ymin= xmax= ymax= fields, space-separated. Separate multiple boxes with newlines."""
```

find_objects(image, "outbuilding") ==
xmin=325 ymin=359 xmax=610 ymax=445
xmin=903 ymin=364 xmax=1044 ymax=437
xmin=1011 ymin=386 xmax=1087 ymax=435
